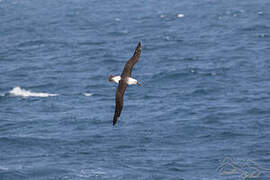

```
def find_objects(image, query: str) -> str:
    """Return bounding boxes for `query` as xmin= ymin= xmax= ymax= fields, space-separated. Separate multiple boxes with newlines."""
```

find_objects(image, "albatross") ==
xmin=108 ymin=42 xmax=142 ymax=126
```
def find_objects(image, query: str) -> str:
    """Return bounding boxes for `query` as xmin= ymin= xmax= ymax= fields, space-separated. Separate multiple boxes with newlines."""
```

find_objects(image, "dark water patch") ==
xmin=0 ymin=170 xmax=27 ymax=180
xmin=246 ymin=107 xmax=270 ymax=115
xmin=241 ymin=24 xmax=270 ymax=32
xmin=102 ymin=59 xmax=122 ymax=65
xmin=78 ymin=40 xmax=106 ymax=46
xmin=189 ymin=87 xmax=217 ymax=97
xmin=25 ymin=167 xmax=68 ymax=179
xmin=0 ymin=136 xmax=67 ymax=150
xmin=150 ymin=70 xmax=191 ymax=82
xmin=0 ymin=121 xmax=33 ymax=133
xmin=218 ymin=131 xmax=253 ymax=139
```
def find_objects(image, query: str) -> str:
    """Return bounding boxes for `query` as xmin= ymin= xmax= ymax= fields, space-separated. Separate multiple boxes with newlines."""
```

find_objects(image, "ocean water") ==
xmin=1 ymin=0 xmax=270 ymax=179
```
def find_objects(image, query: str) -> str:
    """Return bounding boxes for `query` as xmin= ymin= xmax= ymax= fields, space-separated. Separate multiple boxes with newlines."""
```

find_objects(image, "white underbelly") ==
xmin=127 ymin=77 xmax=137 ymax=85
xmin=112 ymin=76 xmax=121 ymax=83
xmin=112 ymin=76 xmax=137 ymax=85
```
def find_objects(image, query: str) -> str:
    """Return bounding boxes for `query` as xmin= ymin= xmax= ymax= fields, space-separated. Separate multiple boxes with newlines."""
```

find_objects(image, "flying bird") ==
xmin=109 ymin=42 xmax=142 ymax=126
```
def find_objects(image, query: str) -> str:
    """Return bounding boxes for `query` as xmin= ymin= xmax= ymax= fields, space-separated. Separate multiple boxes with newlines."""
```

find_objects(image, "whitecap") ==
xmin=84 ymin=93 xmax=93 ymax=97
xmin=177 ymin=13 xmax=184 ymax=18
xmin=9 ymin=87 xmax=58 ymax=98
xmin=0 ymin=165 xmax=9 ymax=171
xmin=78 ymin=168 xmax=106 ymax=178
xmin=160 ymin=14 xmax=165 ymax=18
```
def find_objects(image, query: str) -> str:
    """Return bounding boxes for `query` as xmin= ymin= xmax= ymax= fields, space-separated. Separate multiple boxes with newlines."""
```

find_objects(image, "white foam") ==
xmin=160 ymin=14 xmax=165 ymax=18
xmin=9 ymin=87 xmax=58 ymax=98
xmin=177 ymin=13 xmax=184 ymax=18
xmin=0 ymin=165 xmax=9 ymax=171
xmin=84 ymin=93 xmax=93 ymax=97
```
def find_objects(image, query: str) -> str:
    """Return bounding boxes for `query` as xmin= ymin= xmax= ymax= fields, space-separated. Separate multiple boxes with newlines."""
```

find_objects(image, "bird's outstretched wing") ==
xmin=121 ymin=42 xmax=141 ymax=78
xmin=113 ymin=80 xmax=128 ymax=126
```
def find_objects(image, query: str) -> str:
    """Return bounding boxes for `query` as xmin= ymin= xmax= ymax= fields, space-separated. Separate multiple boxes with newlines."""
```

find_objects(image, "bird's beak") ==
xmin=137 ymin=82 xmax=142 ymax=87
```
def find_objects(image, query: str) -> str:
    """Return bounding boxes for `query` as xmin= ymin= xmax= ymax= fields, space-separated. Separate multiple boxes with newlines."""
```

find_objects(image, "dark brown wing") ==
xmin=121 ymin=42 xmax=141 ymax=78
xmin=113 ymin=80 xmax=128 ymax=125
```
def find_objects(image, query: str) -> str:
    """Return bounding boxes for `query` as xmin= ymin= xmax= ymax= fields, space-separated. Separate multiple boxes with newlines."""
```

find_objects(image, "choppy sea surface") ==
xmin=1 ymin=0 xmax=270 ymax=179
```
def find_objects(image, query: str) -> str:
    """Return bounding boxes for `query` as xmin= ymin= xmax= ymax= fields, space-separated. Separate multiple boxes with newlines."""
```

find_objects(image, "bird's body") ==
xmin=108 ymin=42 xmax=142 ymax=126
xmin=110 ymin=76 xmax=138 ymax=85
xmin=110 ymin=76 xmax=121 ymax=84
xmin=126 ymin=77 xmax=139 ymax=85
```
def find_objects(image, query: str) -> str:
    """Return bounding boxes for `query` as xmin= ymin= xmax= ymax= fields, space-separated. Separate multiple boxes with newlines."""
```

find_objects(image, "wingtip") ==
xmin=113 ymin=114 xmax=118 ymax=126
xmin=131 ymin=42 xmax=141 ymax=58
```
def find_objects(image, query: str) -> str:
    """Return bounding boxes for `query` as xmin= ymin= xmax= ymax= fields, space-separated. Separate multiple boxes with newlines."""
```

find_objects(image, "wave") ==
xmin=177 ymin=13 xmax=184 ymax=18
xmin=9 ymin=87 xmax=58 ymax=98
xmin=83 ymin=93 xmax=93 ymax=97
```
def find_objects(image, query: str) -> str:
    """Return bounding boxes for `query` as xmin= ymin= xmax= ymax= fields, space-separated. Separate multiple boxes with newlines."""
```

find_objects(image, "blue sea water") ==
xmin=1 ymin=0 xmax=270 ymax=179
